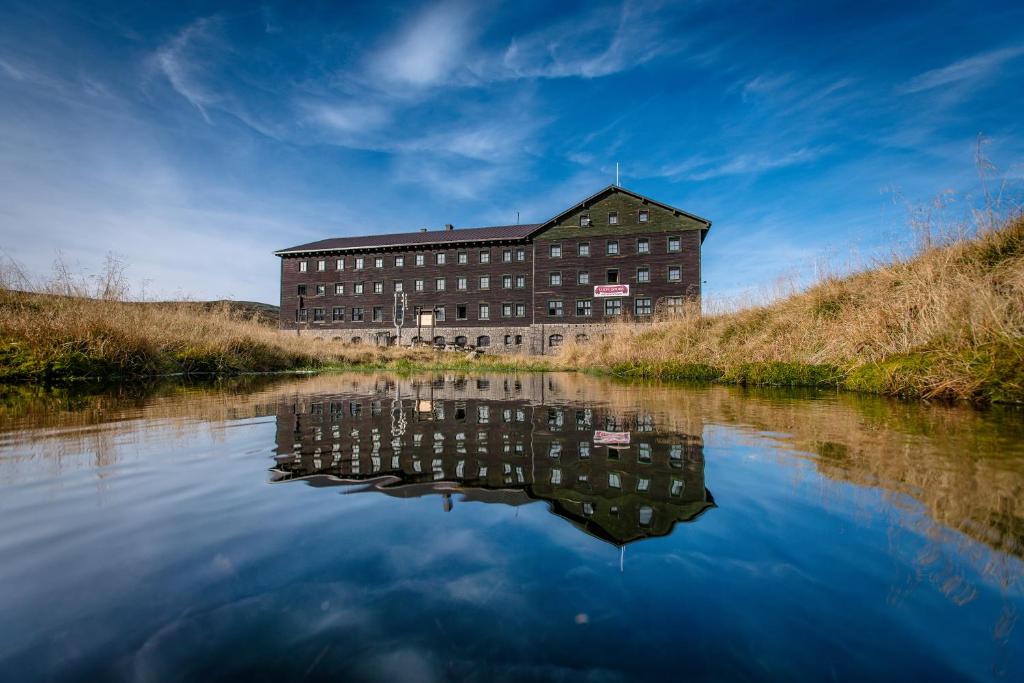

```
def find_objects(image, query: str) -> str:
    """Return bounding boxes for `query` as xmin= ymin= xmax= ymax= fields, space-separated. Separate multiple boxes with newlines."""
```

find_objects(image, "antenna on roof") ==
xmin=615 ymin=162 xmax=620 ymax=186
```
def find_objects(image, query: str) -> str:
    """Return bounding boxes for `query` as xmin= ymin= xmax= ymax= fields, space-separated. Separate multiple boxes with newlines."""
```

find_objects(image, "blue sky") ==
xmin=1 ymin=0 xmax=1022 ymax=304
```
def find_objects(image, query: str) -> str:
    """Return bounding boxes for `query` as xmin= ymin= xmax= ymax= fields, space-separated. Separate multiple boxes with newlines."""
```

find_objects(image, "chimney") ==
xmin=445 ymin=223 xmax=454 ymax=231
xmin=420 ymin=228 xmax=428 ymax=232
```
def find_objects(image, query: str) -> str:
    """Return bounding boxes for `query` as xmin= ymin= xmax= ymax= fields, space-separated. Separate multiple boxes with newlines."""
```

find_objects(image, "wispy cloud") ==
xmin=368 ymin=1 xmax=478 ymax=88
xmin=497 ymin=1 xmax=686 ymax=80
xmin=898 ymin=45 xmax=1024 ymax=94
xmin=154 ymin=18 xmax=218 ymax=123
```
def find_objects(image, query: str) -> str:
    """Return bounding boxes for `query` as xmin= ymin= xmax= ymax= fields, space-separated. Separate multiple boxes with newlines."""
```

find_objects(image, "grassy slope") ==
xmin=1 ymin=216 xmax=1021 ymax=402
xmin=557 ymin=215 xmax=1024 ymax=402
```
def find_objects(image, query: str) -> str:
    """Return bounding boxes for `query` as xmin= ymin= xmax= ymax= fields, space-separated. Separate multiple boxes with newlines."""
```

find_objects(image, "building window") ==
xmin=502 ymin=250 xmax=512 ymax=262
xmin=335 ymin=283 xmax=344 ymax=295
xmin=336 ymin=258 xmax=345 ymax=270
xmin=502 ymin=275 xmax=512 ymax=289
xmin=455 ymin=336 xmax=468 ymax=347
xmin=638 ymin=238 xmax=650 ymax=254
xmin=480 ymin=250 xmax=491 ymax=263
xmin=316 ymin=283 xmax=326 ymax=296
xmin=479 ymin=303 xmax=490 ymax=320
xmin=635 ymin=297 xmax=653 ymax=316
xmin=668 ymin=266 xmax=682 ymax=282
xmin=607 ymin=269 xmax=619 ymax=284
xmin=436 ymin=278 xmax=446 ymax=291
xmin=333 ymin=307 xmax=344 ymax=321
xmin=415 ymin=254 xmax=425 ymax=266
xmin=457 ymin=276 xmax=468 ymax=291
xmin=549 ymin=271 xmax=561 ymax=286
xmin=317 ymin=260 xmax=326 ymax=272
xmin=549 ymin=334 xmax=564 ymax=347
xmin=549 ymin=243 xmax=562 ymax=258
xmin=458 ymin=252 xmax=468 ymax=264
xmin=456 ymin=304 xmax=468 ymax=320
xmin=355 ymin=257 xmax=364 ymax=269
xmin=515 ymin=275 xmax=526 ymax=288
xmin=608 ymin=211 xmax=618 ymax=225
xmin=354 ymin=282 xmax=364 ymax=295
xmin=576 ymin=333 xmax=589 ymax=344
xmin=374 ymin=257 xmax=383 ymax=268
xmin=415 ymin=279 xmax=425 ymax=291
xmin=605 ymin=299 xmax=622 ymax=316
xmin=579 ymin=214 xmax=591 ymax=227
xmin=668 ymin=235 xmax=681 ymax=252
xmin=639 ymin=209 xmax=650 ymax=223
xmin=372 ymin=306 xmax=383 ymax=322
xmin=436 ymin=253 xmax=447 ymax=265
xmin=352 ymin=307 xmax=364 ymax=321
xmin=394 ymin=281 xmax=404 ymax=292
xmin=578 ymin=242 xmax=590 ymax=257
xmin=502 ymin=303 xmax=513 ymax=317
xmin=578 ymin=271 xmax=590 ymax=285
xmin=313 ymin=308 xmax=325 ymax=322
xmin=479 ymin=275 xmax=490 ymax=289
xmin=515 ymin=303 xmax=526 ymax=317
xmin=296 ymin=308 xmax=308 ymax=322
xmin=373 ymin=282 xmax=383 ymax=294
xmin=395 ymin=255 xmax=404 ymax=267
xmin=297 ymin=284 xmax=307 ymax=296
xmin=504 ymin=334 xmax=513 ymax=345
xmin=299 ymin=261 xmax=308 ymax=272
xmin=665 ymin=296 xmax=685 ymax=314
xmin=436 ymin=306 xmax=446 ymax=322
xmin=606 ymin=240 xmax=619 ymax=255
xmin=548 ymin=300 xmax=563 ymax=317
xmin=434 ymin=335 xmax=446 ymax=346
xmin=477 ymin=335 xmax=490 ymax=347
xmin=637 ymin=267 xmax=650 ymax=283
xmin=516 ymin=248 xmax=526 ymax=261
xmin=576 ymin=299 xmax=592 ymax=316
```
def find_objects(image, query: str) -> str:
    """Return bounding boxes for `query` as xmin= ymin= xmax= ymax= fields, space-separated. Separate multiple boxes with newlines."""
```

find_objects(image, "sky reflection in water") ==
xmin=0 ymin=373 xmax=1022 ymax=682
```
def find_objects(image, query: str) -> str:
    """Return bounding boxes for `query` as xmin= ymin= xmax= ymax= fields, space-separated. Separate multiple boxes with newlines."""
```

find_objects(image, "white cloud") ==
xmin=369 ymin=1 xmax=478 ymax=87
xmin=898 ymin=45 xmax=1024 ymax=94
xmin=154 ymin=18 xmax=218 ymax=123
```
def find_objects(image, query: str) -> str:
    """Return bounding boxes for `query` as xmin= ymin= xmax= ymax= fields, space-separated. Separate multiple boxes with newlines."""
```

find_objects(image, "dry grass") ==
xmin=558 ymin=214 xmax=1024 ymax=402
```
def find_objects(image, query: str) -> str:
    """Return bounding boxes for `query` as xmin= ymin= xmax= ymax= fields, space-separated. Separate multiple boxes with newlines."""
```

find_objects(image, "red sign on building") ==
xmin=593 ymin=284 xmax=630 ymax=297
xmin=594 ymin=430 xmax=631 ymax=446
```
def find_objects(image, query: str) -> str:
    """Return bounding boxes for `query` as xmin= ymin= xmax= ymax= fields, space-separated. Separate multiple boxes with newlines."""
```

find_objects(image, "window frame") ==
xmin=576 ymin=299 xmax=592 ymax=317
xmin=667 ymin=235 xmax=682 ymax=252
xmin=578 ymin=271 xmax=590 ymax=285
xmin=547 ymin=300 xmax=564 ymax=317
xmin=549 ymin=271 xmax=562 ymax=286
xmin=637 ymin=266 xmax=650 ymax=283
xmin=668 ymin=265 xmax=682 ymax=282
xmin=606 ymin=240 xmax=619 ymax=256
xmin=608 ymin=211 xmax=618 ymax=225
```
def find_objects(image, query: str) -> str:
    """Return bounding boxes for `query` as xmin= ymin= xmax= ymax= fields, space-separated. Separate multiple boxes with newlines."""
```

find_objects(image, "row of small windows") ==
xmin=297 ymin=274 xmax=528 ymax=297
xmin=297 ymin=296 xmax=686 ymax=323
xmin=293 ymin=235 xmax=684 ymax=272
xmin=548 ymin=266 xmax=683 ymax=286
xmin=547 ymin=297 xmax=660 ymax=317
xmin=297 ymin=248 xmax=528 ymax=272
xmin=547 ymin=235 xmax=681 ymax=258
xmin=297 ymin=302 xmax=531 ymax=323
xmin=578 ymin=209 xmax=649 ymax=227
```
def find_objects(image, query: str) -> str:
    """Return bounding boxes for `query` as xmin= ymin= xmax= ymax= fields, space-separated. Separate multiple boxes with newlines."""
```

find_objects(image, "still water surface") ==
xmin=1 ymin=372 xmax=1023 ymax=681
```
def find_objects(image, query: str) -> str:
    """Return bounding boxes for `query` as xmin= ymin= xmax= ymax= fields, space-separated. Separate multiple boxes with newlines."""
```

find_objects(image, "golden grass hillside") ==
xmin=558 ymin=214 xmax=1024 ymax=402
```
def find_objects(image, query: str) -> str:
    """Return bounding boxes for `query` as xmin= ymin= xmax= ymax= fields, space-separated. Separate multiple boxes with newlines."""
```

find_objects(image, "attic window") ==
xmin=579 ymin=214 xmax=591 ymax=227
xmin=639 ymin=209 xmax=650 ymax=223
xmin=608 ymin=211 xmax=618 ymax=225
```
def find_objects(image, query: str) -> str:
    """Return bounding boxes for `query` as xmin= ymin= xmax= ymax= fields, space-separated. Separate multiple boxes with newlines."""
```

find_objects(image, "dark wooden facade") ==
xmin=275 ymin=185 xmax=710 ymax=342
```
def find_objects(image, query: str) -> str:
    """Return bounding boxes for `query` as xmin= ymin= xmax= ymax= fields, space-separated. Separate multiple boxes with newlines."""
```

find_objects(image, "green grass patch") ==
xmin=723 ymin=362 xmax=842 ymax=387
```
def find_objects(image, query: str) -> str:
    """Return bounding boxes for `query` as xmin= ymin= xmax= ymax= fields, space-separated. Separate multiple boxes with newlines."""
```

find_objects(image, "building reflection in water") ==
xmin=272 ymin=374 xmax=715 ymax=546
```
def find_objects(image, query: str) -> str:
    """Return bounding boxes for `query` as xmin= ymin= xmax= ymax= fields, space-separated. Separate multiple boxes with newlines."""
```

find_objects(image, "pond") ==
xmin=1 ymin=372 xmax=1022 ymax=681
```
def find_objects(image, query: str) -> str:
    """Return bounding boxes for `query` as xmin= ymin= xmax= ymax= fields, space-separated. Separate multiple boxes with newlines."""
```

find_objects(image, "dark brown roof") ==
xmin=275 ymin=223 xmax=541 ymax=255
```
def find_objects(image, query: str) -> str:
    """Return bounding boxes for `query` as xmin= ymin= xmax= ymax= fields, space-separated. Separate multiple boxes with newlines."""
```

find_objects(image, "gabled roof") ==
xmin=274 ymin=223 xmax=540 ymax=255
xmin=534 ymin=184 xmax=712 ymax=231
xmin=274 ymin=185 xmax=711 ymax=255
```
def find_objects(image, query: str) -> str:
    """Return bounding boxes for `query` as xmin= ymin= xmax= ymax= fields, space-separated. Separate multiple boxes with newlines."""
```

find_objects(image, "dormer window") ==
xmin=639 ymin=209 xmax=650 ymax=223
xmin=608 ymin=211 xmax=618 ymax=225
xmin=579 ymin=214 xmax=591 ymax=227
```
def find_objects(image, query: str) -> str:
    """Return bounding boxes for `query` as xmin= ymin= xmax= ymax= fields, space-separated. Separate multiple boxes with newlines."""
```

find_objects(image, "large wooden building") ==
xmin=275 ymin=185 xmax=711 ymax=353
